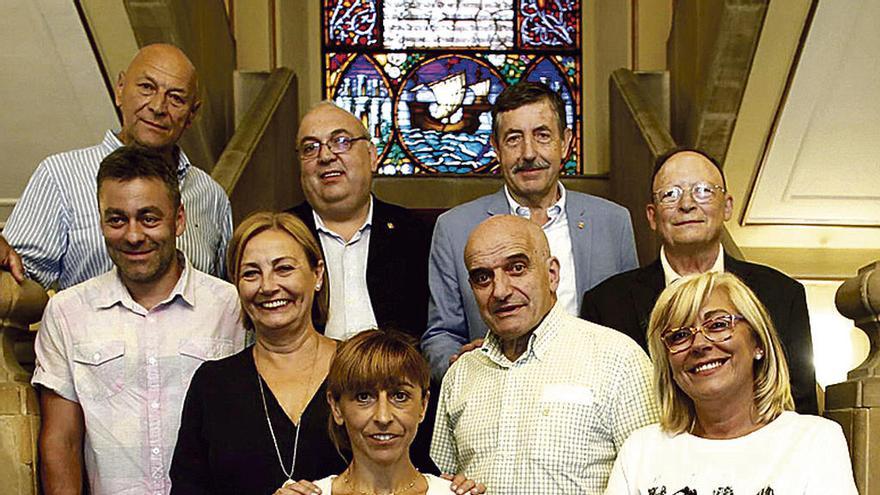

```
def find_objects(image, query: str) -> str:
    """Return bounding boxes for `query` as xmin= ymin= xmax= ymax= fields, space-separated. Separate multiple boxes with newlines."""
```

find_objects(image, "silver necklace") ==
xmin=258 ymin=373 xmax=301 ymax=487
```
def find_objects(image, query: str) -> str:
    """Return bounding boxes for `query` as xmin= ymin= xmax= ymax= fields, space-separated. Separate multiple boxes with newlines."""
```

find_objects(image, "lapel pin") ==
xmin=577 ymin=221 xmax=585 ymax=229
xmin=387 ymin=222 xmax=395 ymax=230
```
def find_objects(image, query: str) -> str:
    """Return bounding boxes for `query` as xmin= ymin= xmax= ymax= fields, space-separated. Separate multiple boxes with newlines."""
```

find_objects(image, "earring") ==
xmin=755 ymin=351 xmax=764 ymax=361
xmin=315 ymin=283 xmax=322 ymax=291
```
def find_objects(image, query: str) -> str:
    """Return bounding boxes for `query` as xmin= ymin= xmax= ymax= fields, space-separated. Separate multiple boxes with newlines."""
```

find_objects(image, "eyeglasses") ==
xmin=653 ymin=182 xmax=725 ymax=207
xmin=660 ymin=313 xmax=745 ymax=354
xmin=298 ymin=135 xmax=369 ymax=160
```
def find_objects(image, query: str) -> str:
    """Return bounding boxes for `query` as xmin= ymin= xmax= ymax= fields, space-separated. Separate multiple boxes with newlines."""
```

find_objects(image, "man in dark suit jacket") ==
xmin=288 ymin=198 xmax=429 ymax=339
xmin=286 ymin=101 xmax=430 ymax=342
xmin=581 ymin=147 xmax=818 ymax=414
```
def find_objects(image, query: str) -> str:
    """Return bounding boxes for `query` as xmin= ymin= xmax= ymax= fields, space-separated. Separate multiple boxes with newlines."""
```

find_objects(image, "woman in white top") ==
xmin=281 ymin=329 xmax=485 ymax=495
xmin=605 ymin=271 xmax=857 ymax=494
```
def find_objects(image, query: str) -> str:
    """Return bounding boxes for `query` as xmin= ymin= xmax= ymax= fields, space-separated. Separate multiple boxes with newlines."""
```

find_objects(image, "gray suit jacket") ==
xmin=421 ymin=188 xmax=638 ymax=380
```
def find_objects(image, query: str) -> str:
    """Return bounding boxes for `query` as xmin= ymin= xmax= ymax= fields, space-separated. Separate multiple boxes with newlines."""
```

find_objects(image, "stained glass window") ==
xmin=323 ymin=0 xmax=582 ymax=175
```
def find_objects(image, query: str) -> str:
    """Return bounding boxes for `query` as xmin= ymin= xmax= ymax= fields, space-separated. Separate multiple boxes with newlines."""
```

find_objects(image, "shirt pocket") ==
xmin=177 ymin=337 xmax=234 ymax=387
xmin=528 ymin=398 xmax=598 ymax=479
xmin=72 ymin=341 xmax=126 ymax=400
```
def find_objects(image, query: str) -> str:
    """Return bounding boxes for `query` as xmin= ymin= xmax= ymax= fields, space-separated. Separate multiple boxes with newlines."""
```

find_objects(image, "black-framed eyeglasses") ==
xmin=297 ymin=135 xmax=369 ymax=160
xmin=660 ymin=313 xmax=745 ymax=354
xmin=653 ymin=182 xmax=725 ymax=207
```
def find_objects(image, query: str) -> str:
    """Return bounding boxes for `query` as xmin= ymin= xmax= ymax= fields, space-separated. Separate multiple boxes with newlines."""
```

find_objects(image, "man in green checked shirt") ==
xmin=430 ymin=215 xmax=658 ymax=494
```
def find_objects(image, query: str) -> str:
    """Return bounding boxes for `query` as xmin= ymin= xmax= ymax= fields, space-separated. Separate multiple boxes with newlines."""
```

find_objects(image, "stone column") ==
xmin=825 ymin=261 xmax=880 ymax=495
xmin=0 ymin=272 xmax=49 ymax=495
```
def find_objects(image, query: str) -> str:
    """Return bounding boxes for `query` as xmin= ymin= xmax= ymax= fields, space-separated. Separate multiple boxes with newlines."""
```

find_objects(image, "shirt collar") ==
xmin=313 ymin=196 xmax=374 ymax=239
xmin=481 ymin=302 xmax=564 ymax=368
xmin=660 ymin=245 xmax=725 ymax=287
xmin=93 ymin=250 xmax=195 ymax=312
xmin=503 ymin=183 xmax=566 ymax=225
xmin=103 ymin=129 xmax=191 ymax=181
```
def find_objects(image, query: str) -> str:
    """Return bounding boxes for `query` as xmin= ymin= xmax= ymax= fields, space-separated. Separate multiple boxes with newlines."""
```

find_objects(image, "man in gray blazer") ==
xmin=422 ymin=81 xmax=638 ymax=380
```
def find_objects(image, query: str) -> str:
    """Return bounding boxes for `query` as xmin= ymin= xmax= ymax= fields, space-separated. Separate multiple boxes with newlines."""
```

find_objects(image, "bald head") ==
xmin=128 ymin=44 xmax=199 ymax=95
xmin=297 ymin=101 xmax=378 ymax=220
xmin=465 ymin=215 xmax=551 ymax=263
xmin=465 ymin=215 xmax=559 ymax=347
xmin=115 ymin=44 xmax=201 ymax=153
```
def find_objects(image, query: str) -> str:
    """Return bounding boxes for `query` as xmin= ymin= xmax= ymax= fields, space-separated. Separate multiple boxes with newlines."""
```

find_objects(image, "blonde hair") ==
xmin=226 ymin=211 xmax=329 ymax=329
xmin=647 ymin=272 xmax=794 ymax=433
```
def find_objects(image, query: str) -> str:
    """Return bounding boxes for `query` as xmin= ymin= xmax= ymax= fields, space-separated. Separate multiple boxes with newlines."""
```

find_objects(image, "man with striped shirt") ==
xmin=0 ymin=43 xmax=231 ymax=288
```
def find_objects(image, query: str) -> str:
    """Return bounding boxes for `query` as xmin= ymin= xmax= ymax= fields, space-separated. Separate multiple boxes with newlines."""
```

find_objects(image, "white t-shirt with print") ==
xmin=605 ymin=411 xmax=857 ymax=495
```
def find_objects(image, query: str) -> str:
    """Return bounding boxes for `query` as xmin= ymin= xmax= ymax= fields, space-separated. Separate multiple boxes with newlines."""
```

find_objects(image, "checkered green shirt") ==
xmin=431 ymin=304 xmax=659 ymax=494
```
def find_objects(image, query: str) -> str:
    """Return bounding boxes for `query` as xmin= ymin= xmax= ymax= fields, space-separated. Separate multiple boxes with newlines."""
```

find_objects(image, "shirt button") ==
xmin=148 ymin=357 xmax=157 ymax=366
xmin=92 ymin=353 xmax=101 ymax=361
xmin=152 ymin=447 xmax=160 ymax=455
xmin=151 ymin=402 xmax=159 ymax=410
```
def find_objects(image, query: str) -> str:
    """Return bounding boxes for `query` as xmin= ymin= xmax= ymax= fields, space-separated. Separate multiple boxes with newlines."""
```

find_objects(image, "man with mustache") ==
xmin=421 ymin=81 xmax=638 ymax=380
xmin=431 ymin=215 xmax=657 ymax=493
xmin=32 ymin=146 xmax=245 ymax=494
xmin=0 ymin=44 xmax=231 ymax=288
xmin=580 ymin=148 xmax=818 ymax=414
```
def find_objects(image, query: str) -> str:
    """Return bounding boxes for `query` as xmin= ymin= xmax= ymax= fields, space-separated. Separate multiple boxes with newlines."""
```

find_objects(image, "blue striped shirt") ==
xmin=4 ymin=130 xmax=232 ymax=289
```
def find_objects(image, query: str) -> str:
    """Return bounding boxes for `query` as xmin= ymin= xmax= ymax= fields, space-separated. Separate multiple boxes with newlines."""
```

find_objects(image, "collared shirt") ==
xmin=32 ymin=254 xmax=246 ymax=495
xmin=314 ymin=198 xmax=377 ymax=340
xmin=504 ymin=184 xmax=578 ymax=314
xmin=4 ymin=130 xmax=233 ymax=289
xmin=660 ymin=245 xmax=726 ymax=287
xmin=431 ymin=303 xmax=658 ymax=494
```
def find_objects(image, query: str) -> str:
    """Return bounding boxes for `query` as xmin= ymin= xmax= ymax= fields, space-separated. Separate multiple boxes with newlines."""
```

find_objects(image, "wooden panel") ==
xmin=746 ymin=0 xmax=880 ymax=226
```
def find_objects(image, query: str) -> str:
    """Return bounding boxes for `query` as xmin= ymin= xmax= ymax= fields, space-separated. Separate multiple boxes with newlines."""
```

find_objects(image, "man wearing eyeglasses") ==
xmin=286 ymin=101 xmax=430 ymax=343
xmin=580 ymin=147 xmax=818 ymax=414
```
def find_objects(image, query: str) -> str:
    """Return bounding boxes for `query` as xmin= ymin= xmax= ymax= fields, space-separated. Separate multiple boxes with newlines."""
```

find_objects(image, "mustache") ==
xmin=511 ymin=159 xmax=551 ymax=174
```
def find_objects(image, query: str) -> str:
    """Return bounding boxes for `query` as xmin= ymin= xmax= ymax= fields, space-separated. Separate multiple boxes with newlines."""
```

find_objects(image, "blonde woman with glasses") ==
xmin=605 ymin=272 xmax=856 ymax=494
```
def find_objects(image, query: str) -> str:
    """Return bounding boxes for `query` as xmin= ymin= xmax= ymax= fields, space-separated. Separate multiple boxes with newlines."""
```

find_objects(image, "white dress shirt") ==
xmin=660 ymin=245 xmax=725 ymax=287
xmin=504 ymin=184 xmax=578 ymax=314
xmin=314 ymin=200 xmax=378 ymax=340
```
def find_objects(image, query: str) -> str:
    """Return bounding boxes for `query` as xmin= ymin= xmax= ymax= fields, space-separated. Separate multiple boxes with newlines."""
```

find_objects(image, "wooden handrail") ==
xmin=211 ymin=67 xmax=300 ymax=223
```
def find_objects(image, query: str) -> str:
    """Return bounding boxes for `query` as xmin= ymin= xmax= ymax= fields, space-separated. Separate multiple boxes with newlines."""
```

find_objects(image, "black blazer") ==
xmin=287 ymin=198 xmax=431 ymax=342
xmin=580 ymin=255 xmax=819 ymax=414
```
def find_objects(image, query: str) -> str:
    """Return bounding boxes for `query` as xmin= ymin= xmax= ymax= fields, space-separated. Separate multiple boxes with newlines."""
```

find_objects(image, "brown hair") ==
xmin=326 ymin=329 xmax=430 ymax=454
xmin=491 ymin=80 xmax=567 ymax=139
xmin=226 ymin=211 xmax=328 ymax=329
xmin=97 ymin=145 xmax=181 ymax=207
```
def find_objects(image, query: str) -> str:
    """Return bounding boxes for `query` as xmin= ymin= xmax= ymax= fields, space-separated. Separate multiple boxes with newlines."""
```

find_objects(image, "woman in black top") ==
xmin=171 ymin=212 xmax=344 ymax=494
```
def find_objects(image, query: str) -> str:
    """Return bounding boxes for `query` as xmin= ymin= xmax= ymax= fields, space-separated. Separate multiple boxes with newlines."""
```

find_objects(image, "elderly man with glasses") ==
xmin=580 ymin=147 xmax=818 ymax=414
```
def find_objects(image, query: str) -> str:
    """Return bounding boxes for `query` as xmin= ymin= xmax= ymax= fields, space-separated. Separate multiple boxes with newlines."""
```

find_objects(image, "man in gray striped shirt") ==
xmin=0 ymin=43 xmax=231 ymax=289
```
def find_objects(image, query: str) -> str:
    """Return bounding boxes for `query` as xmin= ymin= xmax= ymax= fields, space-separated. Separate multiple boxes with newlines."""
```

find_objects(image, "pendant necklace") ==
xmin=257 ymin=335 xmax=321 ymax=488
